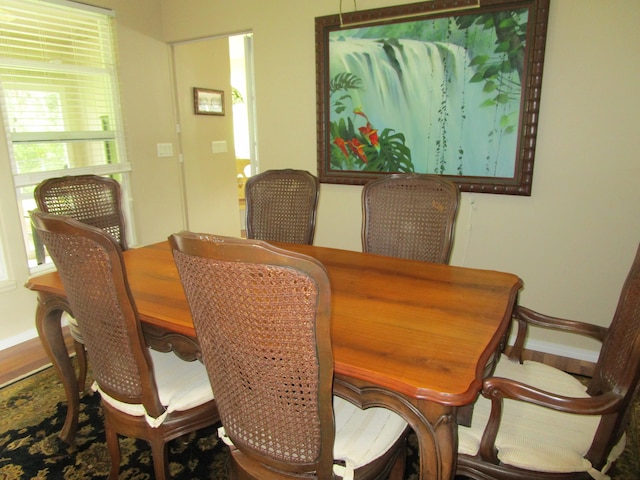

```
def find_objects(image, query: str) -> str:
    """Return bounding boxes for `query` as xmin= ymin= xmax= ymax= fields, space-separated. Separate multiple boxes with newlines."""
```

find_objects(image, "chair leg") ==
xmin=73 ymin=340 xmax=88 ymax=392
xmin=104 ymin=417 xmax=121 ymax=480
xmin=150 ymin=438 xmax=170 ymax=480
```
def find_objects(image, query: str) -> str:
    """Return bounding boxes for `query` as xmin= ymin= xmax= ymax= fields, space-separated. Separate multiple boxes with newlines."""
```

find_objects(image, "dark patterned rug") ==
xmin=0 ymin=365 xmax=638 ymax=479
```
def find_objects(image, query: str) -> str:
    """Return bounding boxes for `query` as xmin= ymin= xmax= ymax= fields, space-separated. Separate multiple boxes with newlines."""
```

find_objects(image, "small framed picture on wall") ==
xmin=194 ymin=87 xmax=225 ymax=115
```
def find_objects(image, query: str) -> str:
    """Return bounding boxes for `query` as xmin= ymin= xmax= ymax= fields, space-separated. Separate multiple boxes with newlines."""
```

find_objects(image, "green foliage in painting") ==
xmin=456 ymin=9 xmax=528 ymax=135
xmin=328 ymin=72 xmax=413 ymax=172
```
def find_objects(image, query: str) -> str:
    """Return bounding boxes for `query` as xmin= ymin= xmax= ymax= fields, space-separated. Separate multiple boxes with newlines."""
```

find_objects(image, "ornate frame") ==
xmin=315 ymin=0 xmax=550 ymax=195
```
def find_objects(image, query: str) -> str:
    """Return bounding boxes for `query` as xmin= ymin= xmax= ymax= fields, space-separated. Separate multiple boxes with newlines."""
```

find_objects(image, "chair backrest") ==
xmin=587 ymin=243 xmax=640 ymax=461
xmin=30 ymin=211 xmax=164 ymax=418
xmin=34 ymin=174 xmax=128 ymax=250
xmin=362 ymin=173 xmax=460 ymax=264
xmin=170 ymin=232 xmax=335 ymax=476
xmin=245 ymin=169 xmax=319 ymax=245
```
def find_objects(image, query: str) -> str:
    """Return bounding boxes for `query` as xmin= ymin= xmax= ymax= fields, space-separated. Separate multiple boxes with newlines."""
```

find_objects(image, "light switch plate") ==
xmin=156 ymin=143 xmax=174 ymax=157
xmin=211 ymin=140 xmax=228 ymax=154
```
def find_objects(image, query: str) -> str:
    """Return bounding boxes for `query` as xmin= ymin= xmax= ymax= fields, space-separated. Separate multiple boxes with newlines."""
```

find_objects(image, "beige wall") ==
xmin=1 ymin=0 xmax=639 ymax=360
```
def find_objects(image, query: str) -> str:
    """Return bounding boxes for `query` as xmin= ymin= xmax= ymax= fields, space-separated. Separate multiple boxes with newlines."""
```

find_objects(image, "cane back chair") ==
xmin=245 ymin=169 xmax=319 ymax=245
xmin=170 ymin=231 xmax=409 ymax=479
xmin=362 ymin=173 xmax=460 ymax=264
xmin=30 ymin=211 xmax=219 ymax=480
xmin=34 ymin=174 xmax=128 ymax=250
xmin=457 ymin=243 xmax=640 ymax=480
xmin=34 ymin=174 xmax=129 ymax=390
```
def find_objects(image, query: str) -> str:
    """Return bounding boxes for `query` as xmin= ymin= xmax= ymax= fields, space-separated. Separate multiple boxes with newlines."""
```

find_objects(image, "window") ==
xmin=0 ymin=0 xmax=132 ymax=269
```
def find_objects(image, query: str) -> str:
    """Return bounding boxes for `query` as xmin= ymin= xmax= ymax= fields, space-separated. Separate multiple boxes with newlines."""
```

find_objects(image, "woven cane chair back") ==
xmin=30 ymin=211 xmax=161 ymax=413
xmin=245 ymin=169 xmax=319 ymax=245
xmin=171 ymin=232 xmax=334 ymax=476
xmin=362 ymin=173 xmax=460 ymax=264
xmin=588 ymin=243 xmax=640 ymax=453
xmin=35 ymin=174 xmax=128 ymax=251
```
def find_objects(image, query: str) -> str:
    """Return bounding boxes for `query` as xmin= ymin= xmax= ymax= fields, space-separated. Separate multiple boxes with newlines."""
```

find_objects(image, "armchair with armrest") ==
xmin=457 ymin=244 xmax=640 ymax=480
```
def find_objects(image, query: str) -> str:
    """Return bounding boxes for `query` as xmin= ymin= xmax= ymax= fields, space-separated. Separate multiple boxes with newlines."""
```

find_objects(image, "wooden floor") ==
xmin=0 ymin=327 xmax=75 ymax=388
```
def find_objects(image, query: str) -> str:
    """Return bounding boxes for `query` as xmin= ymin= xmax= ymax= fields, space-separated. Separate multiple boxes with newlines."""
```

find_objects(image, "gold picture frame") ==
xmin=194 ymin=87 xmax=225 ymax=116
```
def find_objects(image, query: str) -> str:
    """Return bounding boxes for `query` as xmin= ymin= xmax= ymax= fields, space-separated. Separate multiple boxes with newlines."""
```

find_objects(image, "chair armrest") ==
xmin=483 ymin=377 xmax=621 ymax=414
xmin=477 ymin=376 xmax=622 ymax=463
xmin=509 ymin=305 xmax=608 ymax=362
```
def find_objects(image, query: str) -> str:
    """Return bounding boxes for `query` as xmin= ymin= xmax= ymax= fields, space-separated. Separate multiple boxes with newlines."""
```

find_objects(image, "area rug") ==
xmin=0 ymin=366 xmax=422 ymax=479
xmin=0 ymin=365 xmax=637 ymax=479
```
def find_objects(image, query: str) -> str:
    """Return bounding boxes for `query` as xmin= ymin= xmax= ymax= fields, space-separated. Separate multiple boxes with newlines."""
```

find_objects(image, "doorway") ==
xmin=171 ymin=32 xmax=257 ymax=236
xmin=229 ymin=33 xmax=257 ymax=236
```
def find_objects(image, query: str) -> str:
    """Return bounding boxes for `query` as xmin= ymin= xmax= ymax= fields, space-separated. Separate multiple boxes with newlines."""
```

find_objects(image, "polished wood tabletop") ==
xmin=27 ymin=240 xmax=522 ymax=479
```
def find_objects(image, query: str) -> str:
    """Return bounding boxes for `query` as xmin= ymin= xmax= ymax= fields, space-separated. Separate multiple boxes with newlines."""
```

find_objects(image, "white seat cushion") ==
xmin=332 ymin=396 xmax=408 ymax=479
xmin=95 ymin=348 xmax=214 ymax=428
xmin=218 ymin=396 xmax=408 ymax=480
xmin=458 ymin=354 xmax=624 ymax=480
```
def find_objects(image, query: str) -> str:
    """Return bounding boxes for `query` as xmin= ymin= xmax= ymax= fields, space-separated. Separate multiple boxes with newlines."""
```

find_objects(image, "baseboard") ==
xmin=505 ymin=339 xmax=598 ymax=377
xmin=0 ymin=328 xmax=40 ymax=351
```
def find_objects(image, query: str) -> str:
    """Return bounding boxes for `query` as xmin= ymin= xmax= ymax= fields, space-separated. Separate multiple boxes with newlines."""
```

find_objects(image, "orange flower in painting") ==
xmin=359 ymin=123 xmax=380 ymax=151
xmin=347 ymin=138 xmax=368 ymax=164
xmin=333 ymin=137 xmax=349 ymax=158
xmin=353 ymin=107 xmax=369 ymax=122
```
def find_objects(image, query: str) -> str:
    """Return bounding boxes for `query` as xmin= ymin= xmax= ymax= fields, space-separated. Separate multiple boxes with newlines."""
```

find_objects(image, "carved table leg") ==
xmin=35 ymin=293 xmax=79 ymax=444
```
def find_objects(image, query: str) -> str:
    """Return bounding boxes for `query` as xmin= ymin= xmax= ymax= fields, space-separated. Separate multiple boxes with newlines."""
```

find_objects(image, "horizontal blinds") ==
xmin=0 ymin=0 xmax=126 ymax=177
xmin=0 ymin=0 xmax=114 ymax=66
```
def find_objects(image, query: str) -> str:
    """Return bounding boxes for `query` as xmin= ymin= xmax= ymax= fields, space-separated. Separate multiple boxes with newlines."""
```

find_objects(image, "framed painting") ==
xmin=315 ymin=0 xmax=550 ymax=195
xmin=194 ymin=87 xmax=225 ymax=116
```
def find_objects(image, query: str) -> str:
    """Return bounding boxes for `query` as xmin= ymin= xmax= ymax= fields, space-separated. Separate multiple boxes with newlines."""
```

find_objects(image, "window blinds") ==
xmin=0 ymin=0 xmax=128 ymax=185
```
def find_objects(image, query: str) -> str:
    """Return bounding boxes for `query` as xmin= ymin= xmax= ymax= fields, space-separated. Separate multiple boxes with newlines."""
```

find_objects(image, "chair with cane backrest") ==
xmin=245 ymin=169 xmax=319 ymax=245
xmin=361 ymin=173 xmax=460 ymax=264
xmin=35 ymin=174 xmax=128 ymax=250
xmin=170 ymin=231 xmax=409 ymax=480
xmin=30 ymin=211 xmax=219 ymax=480
xmin=457 ymin=243 xmax=640 ymax=480
xmin=34 ymin=174 xmax=129 ymax=391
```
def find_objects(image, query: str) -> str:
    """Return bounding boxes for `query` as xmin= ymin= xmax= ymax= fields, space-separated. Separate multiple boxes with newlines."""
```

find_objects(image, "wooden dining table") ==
xmin=26 ymin=240 xmax=522 ymax=480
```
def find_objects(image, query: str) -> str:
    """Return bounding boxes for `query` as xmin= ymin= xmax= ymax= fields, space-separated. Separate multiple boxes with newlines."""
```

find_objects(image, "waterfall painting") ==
xmin=315 ymin=0 xmax=549 ymax=195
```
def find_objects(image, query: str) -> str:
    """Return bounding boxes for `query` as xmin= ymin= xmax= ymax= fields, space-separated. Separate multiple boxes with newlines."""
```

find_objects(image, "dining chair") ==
xmin=30 ymin=211 xmax=219 ymax=480
xmin=170 ymin=231 xmax=410 ymax=480
xmin=245 ymin=168 xmax=320 ymax=245
xmin=361 ymin=173 xmax=460 ymax=264
xmin=34 ymin=174 xmax=129 ymax=391
xmin=457 ymin=243 xmax=640 ymax=480
xmin=34 ymin=174 xmax=129 ymax=250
